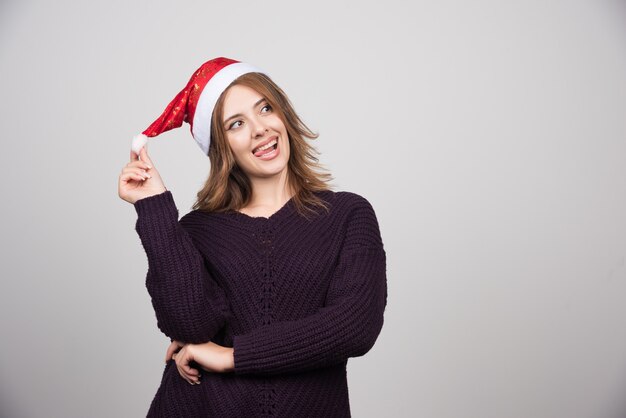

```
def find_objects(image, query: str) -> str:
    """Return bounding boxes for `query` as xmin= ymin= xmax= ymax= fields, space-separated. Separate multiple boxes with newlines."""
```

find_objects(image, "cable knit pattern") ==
xmin=134 ymin=189 xmax=388 ymax=418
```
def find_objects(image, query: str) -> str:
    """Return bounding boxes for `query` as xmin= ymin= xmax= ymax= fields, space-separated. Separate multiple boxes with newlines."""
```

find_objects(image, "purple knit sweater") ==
xmin=134 ymin=189 xmax=387 ymax=417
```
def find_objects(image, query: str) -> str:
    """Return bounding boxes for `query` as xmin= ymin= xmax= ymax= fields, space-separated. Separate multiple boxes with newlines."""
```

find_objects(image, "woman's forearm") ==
xmin=135 ymin=191 xmax=233 ymax=343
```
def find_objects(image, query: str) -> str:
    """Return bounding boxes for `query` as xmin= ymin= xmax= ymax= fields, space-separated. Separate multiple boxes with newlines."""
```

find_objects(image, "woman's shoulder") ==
xmin=328 ymin=190 xmax=377 ymax=212
xmin=312 ymin=190 xmax=380 ymax=227
xmin=178 ymin=205 xmax=227 ymax=231
xmin=330 ymin=190 xmax=384 ymax=250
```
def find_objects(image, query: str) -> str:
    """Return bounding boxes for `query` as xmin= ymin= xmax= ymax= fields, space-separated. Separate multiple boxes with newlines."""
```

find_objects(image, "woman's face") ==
xmin=221 ymin=84 xmax=290 ymax=181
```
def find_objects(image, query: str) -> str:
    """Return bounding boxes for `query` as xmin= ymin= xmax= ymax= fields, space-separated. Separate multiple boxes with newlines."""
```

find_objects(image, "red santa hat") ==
xmin=131 ymin=57 xmax=267 ymax=156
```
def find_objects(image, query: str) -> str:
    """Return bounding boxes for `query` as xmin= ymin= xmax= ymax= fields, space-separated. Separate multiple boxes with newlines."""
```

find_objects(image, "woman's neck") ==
xmin=241 ymin=172 xmax=295 ymax=216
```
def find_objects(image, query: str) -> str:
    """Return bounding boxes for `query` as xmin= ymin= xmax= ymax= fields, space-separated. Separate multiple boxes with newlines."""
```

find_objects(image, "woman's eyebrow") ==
xmin=223 ymin=98 xmax=266 ymax=124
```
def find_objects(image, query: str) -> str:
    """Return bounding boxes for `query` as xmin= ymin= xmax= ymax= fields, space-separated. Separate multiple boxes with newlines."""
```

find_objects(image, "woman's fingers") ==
xmin=173 ymin=348 xmax=202 ymax=385
xmin=127 ymin=160 xmax=152 ymax=170
xmin=119 ymin=144 xmax=166 ymax=204
xmin=165 ymin=345 xmax=174 ymax=363
xmin=139 ymin=146 xmax=153 ymax=166
xmin=121 ymin=167 xmax=151 ymax=179
xmin=165 ymin=340 xmax=183 ymax=363
xmin=167 ymin=341 xmax=202 ymax=385
xmin=119 ymin=171 xmax=148 ymax=183
xmin=182 ymin=361 xmax=200 ymax=376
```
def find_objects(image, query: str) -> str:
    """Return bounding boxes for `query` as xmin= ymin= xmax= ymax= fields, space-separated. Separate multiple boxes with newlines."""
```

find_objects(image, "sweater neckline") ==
xmin=232 ymin=194 xmax=296 ymax=223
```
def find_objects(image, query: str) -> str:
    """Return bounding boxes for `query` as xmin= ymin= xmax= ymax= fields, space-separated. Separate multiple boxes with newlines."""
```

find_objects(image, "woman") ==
xmin=118 ymin=57 xmax=388 ymax=417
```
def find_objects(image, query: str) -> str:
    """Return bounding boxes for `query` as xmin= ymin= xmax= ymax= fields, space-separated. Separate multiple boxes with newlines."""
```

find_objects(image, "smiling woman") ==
xmin=223 ymin=94 xmax=282 ymax=162
xmin=117 ymin=57 xmax=388 ymax=418
xmin=201 ymin=69 xmax=334 ymax=218
xmin=208 ymin=82 xmax=293 ymax=216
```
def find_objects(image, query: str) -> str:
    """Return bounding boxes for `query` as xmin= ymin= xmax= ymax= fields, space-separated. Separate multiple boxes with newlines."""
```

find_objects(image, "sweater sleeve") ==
xmin=134 ymin=190 xmax=233 ymax=344
xmin=232 ymin=195 xmax=388 ymax=376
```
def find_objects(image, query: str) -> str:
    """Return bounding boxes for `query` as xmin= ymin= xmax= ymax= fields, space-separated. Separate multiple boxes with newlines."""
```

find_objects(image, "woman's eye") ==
xmin=227 ymin=104 xmax=270 ymax=130
xmin=229 ymin=120 xmax=243 ymax=130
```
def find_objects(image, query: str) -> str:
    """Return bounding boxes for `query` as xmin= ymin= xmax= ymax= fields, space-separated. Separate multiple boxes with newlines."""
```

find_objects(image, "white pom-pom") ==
xmin=131 ymin=134 xmax=148 ymax=156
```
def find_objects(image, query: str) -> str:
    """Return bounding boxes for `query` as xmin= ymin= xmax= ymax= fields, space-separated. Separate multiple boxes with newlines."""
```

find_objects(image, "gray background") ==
xmin=1 ymin=0 xmax=625 ymax=417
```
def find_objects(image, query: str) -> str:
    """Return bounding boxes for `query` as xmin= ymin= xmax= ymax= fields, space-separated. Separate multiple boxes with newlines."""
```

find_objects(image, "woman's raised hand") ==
xmin=118 ymin=145 xmax=167 ymax=204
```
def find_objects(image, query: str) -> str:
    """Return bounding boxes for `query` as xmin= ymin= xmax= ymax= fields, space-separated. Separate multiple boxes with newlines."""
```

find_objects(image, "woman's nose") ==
xmin=251 ymin=118 xmax=268 ymax=137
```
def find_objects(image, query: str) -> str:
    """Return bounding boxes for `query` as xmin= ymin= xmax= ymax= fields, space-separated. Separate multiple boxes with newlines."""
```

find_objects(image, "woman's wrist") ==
xmin=224 ymin=347 xmax=235 ymax=372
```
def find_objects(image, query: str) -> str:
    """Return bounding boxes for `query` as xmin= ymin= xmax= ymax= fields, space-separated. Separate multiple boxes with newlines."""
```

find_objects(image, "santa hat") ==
xmin=131 ymin=57 xmax=267 ymax=156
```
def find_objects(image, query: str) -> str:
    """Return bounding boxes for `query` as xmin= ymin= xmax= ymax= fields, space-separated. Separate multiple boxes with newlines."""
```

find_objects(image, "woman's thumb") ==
xmin=139 ymin=145 xmax=152 ymax=165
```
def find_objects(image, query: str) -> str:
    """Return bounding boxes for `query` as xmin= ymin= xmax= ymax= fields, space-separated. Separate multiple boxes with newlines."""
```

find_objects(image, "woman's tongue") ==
xmin=254 ymin=143 xmax=276 ymax=157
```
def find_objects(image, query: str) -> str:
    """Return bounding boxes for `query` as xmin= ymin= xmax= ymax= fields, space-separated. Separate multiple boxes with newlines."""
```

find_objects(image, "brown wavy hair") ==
xmin=191 ymin=72 xmax=334 ymax=219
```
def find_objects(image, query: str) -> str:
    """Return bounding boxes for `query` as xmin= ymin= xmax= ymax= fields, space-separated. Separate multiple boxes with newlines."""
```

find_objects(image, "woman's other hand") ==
xmin=165 ymin=340 xmax=201 ymax=385
xmin=166 ymin=340 xmax=235 ymax=385
xmin=118 ymin=145 xmax=167 ymax=204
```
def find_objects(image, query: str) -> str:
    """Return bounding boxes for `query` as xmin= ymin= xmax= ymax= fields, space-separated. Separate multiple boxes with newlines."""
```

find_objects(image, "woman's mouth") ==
xmin=252 ymin=138 xmax=279 ymax=160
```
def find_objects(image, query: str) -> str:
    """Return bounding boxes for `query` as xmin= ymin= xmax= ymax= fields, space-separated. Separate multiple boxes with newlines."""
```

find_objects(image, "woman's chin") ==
xmin=246 ymin=159 xmax=289 ymax=178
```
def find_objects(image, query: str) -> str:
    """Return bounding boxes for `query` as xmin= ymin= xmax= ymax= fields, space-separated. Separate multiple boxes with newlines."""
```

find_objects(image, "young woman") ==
xmin=118 ymin=57 xmax=388 ymax=417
